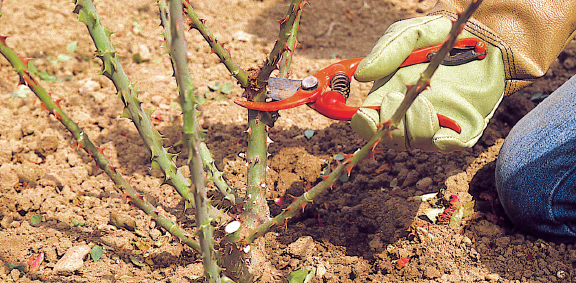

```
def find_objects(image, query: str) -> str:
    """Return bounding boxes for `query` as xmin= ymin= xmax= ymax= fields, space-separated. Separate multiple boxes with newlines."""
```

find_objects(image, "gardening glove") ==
xmin=352 ymin=0 xmax=576 ymax=152
xmin=351 ymin=15 xmax=505 ymax=152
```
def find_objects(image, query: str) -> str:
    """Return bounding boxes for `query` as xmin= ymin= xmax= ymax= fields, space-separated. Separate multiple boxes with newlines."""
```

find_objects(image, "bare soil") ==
xmin=1 ymin=0 xmax=576 ymax=282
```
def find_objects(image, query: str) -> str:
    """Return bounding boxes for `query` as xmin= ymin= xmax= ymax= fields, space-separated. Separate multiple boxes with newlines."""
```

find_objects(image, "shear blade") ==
xmin=267 ymin=77 xmax=302 ymax=101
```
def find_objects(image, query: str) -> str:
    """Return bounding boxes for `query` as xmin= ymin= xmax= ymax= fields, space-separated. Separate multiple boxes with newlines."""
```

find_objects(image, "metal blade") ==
xmin=266 ymin=77 xmax=302 ymax=100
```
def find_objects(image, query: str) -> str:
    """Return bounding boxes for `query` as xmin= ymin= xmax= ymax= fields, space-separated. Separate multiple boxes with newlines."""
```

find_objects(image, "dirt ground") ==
xmin=1 ymin=0 xmax=576 ymax=282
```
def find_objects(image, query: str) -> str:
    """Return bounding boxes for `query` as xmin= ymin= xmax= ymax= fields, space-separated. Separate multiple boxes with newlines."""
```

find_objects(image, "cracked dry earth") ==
xmin=2 ymin=0 xmax=576 ymax=282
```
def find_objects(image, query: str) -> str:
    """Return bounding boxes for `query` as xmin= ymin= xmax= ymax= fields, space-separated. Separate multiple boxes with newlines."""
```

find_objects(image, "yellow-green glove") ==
xmin=351 ymin=15 xmax=505 ymax=152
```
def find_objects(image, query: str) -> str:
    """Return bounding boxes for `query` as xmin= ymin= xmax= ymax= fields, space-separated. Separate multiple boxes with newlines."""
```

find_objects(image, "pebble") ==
xmin=286 ymin=236 xmax=315 ymax=258
xmin=0 ymin=164 xmax=19 ymax=191
xmin=53 ymin=245 xmax=91 ymax=274
xmin=415 ymin=177 xmax=433 ymax=190
xmin=131 ymin=44 xmax=151 ymax=63
xmin=485 ymin=273 xmax=500 ymax=281
xmin=78 ymin=79 xmax=101 ymax=95
xmin=232 ymin=30 xmax=256 ymax=42
xmin=149 ymin=229 xmax=161 ymax=240
xmin=10 ymin=269 xmax=20 ymax=281
xmin=109 ymin=213 xmax=136 ymax=231
xmin=1 ymin=214 xmax=13 ymax=229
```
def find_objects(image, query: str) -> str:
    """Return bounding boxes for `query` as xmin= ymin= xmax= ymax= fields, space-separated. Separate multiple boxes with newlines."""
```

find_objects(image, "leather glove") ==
xmin=350 ymin=15 xmax=505 ymax=152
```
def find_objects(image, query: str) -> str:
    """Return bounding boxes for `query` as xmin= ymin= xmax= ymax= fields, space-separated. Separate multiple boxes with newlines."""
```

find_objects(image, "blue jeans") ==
xmin=496 ymin=75 xmax=576 ymax=242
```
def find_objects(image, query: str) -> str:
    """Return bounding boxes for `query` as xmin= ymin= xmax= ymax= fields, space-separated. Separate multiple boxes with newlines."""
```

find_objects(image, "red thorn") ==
xmin=52 ymin=109 xmax=63 ymax=120
xmin=210 ymin=48 xmax=215 ymax=54
xmin=41 ymin=102 xmax=49 ymax=112
xmin=97 ymin=147 xmax=106 ymax=156
xmin=344 ymin=164 xmax=354 ymax=176
xmin=282 ymin=219 xmax=289 ymax=231
xmin=18 ymin=57 xmax=33 ymax=67
xmin=297 ymin=202 xmax=308 ymax=213
xmin=370 ymin=138 xmax=381 ymax=152
xmin=294 ymin=38 xmax=301 ymax=49
xmin=288 ymin=194 xmax=299 ymax=202
xmin=275 ymin=15 xmax=289 ymax=26
xmin=367 ymin=150 xmax=382 ymax=161
xmin=74 ymin=141 xmax=84 ymax=150
xmin=0 ymin=35 xmax=8 ymax=45
xmin=53 ymin=99 xmax=63 ymax=108
xmin=137 ymin=194 xmax=147 ymax=202
xmin=322 ymin=175 xmax=335 ymax=190
xmin=282 ymin=43 xmax=292 ymax=53
xmin=108 ymin=164 xmax=118 ymax=173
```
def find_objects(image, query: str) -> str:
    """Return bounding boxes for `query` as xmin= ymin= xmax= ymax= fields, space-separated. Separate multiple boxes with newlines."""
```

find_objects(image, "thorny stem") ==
xmin=242 ymin=0 xmax=307 ymax=237
xmin=278 ymin=6 xmax=302 ymax=78
xmin=255 ymin=0 xmax=307 ymax=96
xmin=73 ymin=0 xmax=229 ymax=224
xmin=0 ymin=37 xmax=201 ymax=252
xmin=246 ymin=0 xmax=483 ymax=243
xmin=200 ymin=143 xmax=236 ymax=204
xmin=167 ymin=2 xmax=235 ymax=204
xmin=182 ymin=1 xmax=248 ymax=88
xmin=161 ymin=0 xmax=221 ymax=281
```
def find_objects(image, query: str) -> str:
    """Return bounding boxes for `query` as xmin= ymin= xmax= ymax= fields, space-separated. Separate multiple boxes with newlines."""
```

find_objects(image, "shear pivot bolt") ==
xmin=301 ymin=76 xmax=318 ymax=90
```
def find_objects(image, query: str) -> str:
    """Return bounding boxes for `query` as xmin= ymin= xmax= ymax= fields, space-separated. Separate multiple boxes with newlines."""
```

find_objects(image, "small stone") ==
xmin=149 ymin=229 xmax=161 ymax=240
xmin=53 ymin=245 xmax=91 ymax=274
xmin=10 ymin=221 xmax=20 ymax=229
xmin=232 ymin=30 xmax=256 ymax=42
xmin=286 ymin=236 xmax=315 ymax=258
xmin=401 ymin=170 xmax=420 ymax=187
xmin=0 ymin=164 xmax=19 ymax=191
xmin=1 ymin=215 xmax=13 ymax=229
xmin=40 ymin=173 xmax=64 ymax=188
xmin=109 ymin=213 xmax=136 ymax=231
xmin=424 ymin=266 xmax=441 ymax=279
xmin=485 ymin=273 xmax=500 ymax=281
xmin=415 ymin=177 xmax=433 ymax=191
xmin=316 ymin=263 xmax=327 ymax=277
xmin=78 ymin=79 xmax=101 ymax=95
xmin=10 ymin=268 xmax=20 ymax=281
xmin=368 ymin=236 xmax=383 ymax=251
xmin=131 ymin=44 xmax=151 ymax=63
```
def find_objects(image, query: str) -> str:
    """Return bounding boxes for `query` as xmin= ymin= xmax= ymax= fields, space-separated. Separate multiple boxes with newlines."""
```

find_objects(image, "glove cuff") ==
xmin=429 ymin=0 xmax=576 ymax=95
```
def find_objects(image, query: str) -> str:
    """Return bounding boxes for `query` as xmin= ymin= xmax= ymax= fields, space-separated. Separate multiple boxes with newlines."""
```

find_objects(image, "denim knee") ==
xmin=496 ymin=75 xmax=576 ymax=241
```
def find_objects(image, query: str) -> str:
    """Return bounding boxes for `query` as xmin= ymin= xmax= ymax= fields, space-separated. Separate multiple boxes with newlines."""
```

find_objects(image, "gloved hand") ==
xmin=350 ymin=15 xmax=505 ymax=152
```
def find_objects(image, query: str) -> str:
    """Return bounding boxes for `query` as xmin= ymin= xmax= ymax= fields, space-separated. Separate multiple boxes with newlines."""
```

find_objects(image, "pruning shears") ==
xmin=234 ymin=38 xmax=487 ymax=133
